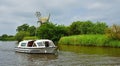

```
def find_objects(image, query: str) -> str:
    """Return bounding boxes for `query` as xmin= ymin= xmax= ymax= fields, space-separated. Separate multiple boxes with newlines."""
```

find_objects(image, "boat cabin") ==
xmin=18 ymin=40 xmax=55 ymax=48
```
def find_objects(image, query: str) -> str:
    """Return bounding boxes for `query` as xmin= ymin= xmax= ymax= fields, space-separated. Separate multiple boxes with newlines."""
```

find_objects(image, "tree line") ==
xmin=0 ymin=20 xmax=120 ymax=43
xmin=14 ymin=20 xmax=108 ymax=43
xmin=0 ymin=34 xmax=15 ymax=41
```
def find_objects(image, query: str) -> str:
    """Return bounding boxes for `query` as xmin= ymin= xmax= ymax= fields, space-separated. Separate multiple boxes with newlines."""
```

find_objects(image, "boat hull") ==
xmin=15 ymin=47 xmax=58 ymax=54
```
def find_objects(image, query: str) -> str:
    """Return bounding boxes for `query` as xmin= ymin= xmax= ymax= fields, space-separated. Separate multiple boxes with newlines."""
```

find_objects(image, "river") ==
xmin=0 ymin=41 xmax=120 ymax=66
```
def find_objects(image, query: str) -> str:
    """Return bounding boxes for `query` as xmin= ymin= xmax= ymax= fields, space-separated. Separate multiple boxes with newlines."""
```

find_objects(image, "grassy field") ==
xmin=58 ymin=34 xmax=120 ymax=48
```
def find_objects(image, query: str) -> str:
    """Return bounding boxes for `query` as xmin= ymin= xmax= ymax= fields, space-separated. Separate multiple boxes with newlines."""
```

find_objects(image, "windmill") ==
xmin=35 ymin=11 xmax=50 ymax=26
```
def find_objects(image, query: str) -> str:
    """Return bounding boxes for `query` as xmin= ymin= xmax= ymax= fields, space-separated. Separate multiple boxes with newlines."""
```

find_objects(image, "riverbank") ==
xmin=58 ymin=35 xmax=120 ymax=48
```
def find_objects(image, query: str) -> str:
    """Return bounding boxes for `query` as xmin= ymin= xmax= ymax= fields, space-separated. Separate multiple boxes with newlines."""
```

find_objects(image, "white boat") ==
xmin=15 ymin=39 xmax=58 ymax=54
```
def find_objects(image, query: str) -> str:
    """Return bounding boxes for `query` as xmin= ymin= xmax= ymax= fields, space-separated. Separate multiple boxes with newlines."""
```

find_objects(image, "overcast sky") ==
xmin=0 ymin=0 xmax=120 ymax=35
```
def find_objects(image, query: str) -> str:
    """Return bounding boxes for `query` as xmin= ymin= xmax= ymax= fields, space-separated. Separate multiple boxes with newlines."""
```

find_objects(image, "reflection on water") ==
xmin=15 ymin=53 xmax=58 ymax=66
xmin=58 ymin=45 xmax=120 ymax=66
xmin=16 ymin=53 xmax=58 ymax=61
xmin=58 ymin=44 xmax=120 ymax=57
xmin=0 ymin=41 xmax=120 ymax=66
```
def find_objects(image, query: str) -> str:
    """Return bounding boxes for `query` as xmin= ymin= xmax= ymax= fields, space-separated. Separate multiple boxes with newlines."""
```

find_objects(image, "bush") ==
xmin=15 ymin=31 xmax=30 ymax=42
xmin=106 ymin=24 xmax=120 ymax=40
xmin=23 ymin=36 xmax=38 ymax=40
xmin=37 ymin=22 xmax=68 ymax=43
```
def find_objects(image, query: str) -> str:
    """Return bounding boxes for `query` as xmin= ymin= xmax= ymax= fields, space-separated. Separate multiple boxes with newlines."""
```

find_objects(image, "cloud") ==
xmin=86 ymin=2 xmax=106 ymax=10
xmin=0 ymin=0 xmax=120 ymax=35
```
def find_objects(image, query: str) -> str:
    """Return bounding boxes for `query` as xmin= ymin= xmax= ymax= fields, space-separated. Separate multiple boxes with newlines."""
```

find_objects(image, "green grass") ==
xmin=58 ymin=34 xmax=120 ymax=47
xmin=107 ymin=40 xmax=120 ymax=48
xmin=23 ymin=36 xmax=38 ymax=40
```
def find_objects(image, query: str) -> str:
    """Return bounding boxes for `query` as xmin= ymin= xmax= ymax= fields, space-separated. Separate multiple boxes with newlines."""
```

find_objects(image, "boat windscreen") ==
xmin=37 ymin=42 xmax=44 ymax=46
xmin=21 ymin=43 xmax=26 ymax=46
xmin=27 ymin=41 xmax=34 ymax=47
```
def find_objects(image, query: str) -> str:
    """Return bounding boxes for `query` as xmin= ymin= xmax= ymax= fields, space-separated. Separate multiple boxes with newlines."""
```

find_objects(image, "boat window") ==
xmin=49 ymin=42 xmax=55 ymax=47
xmin=37 ymin=42 xmax=44 ymax=46
xmin=45 ymin=41 xmax=49 ymax=47
xmin=21 ymin=43 xmax=26 ymax=46
xmin=28 ymin=41 xmax=34 ymax=47
xmin=32 ymin=43 xmax=37 ymax=47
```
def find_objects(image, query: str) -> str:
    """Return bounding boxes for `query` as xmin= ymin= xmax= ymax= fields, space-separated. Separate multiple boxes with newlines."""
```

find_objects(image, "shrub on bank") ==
xmin=23 ymin=36 xmax=38 ymax=40
xmin=58 ymin=35 xmax=120 ymax=47
xmin=5 ymin=37 xmax=16 ymax=41
xmin=0 ymin=36 xmax=16 ymax=41
xmin=106 ymin=24 xmax=120 ymax=40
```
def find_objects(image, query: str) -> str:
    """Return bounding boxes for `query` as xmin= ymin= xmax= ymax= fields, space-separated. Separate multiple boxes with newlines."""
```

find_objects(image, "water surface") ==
xmin=0 ymin=41 xmax=120 ymax=66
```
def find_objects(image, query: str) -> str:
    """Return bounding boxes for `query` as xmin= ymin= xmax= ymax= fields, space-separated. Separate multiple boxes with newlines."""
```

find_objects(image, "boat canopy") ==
xmin=18 ymin=39 xmax=55 ymax=48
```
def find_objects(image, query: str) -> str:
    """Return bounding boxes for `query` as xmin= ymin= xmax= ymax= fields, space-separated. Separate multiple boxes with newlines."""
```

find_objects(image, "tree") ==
xmin=80 ymin=21 xmax=94 ymax=34
xmin=106 ymin=24 xmax=120 ymax=40
xmin=0 ymin=34 xmax=15 ymax=41
xmin=37 ymin=22 xmax=68 ymax=43
xmin=16 ymin=24 xmax=29 ymax=32
xmin=16 ymin=23 xmax=36 ymax=36
xmin=53 ymin=25 xmax=68 ymax=42
xmin=15 ymin=31 xmax=30 ymax=42
xmin=0 ymin=34 xmax=8 ymax=40
xmin=93 ymin=22 xmax=108 ymax=34
xmin=69 ymin=21 xmax=108 ymax=35
xmin=69 ymin=21 xmax=94 ymax=35
xmin=69 ymin=21 xmax=82 ymax=35
xmin=27 ymin=26 xmax=36 ymax=36
xmin=1 ymin=34 xmax=8 ymax=38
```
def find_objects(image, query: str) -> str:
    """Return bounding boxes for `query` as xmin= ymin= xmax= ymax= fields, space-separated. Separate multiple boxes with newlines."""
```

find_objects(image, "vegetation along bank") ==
xmin=1 ymin=20 xmax=120 ymax=48
xmin=58 ymin=34 xmax=120 ymax=48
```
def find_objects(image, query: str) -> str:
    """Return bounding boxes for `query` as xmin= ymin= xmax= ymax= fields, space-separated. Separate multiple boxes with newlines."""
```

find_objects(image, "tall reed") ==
xmin=58 ymin=34 xmax=120 ymax=47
